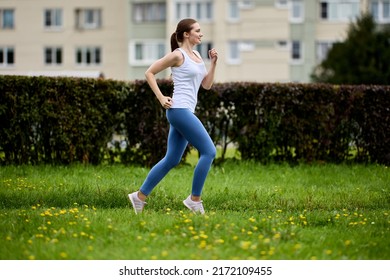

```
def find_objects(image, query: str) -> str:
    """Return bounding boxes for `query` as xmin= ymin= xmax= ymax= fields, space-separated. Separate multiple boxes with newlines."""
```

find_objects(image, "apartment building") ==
xmin=0 ymin=0 xmax=127 ymax=79
xmin=1 ymin=1 xmax=388 ymax=82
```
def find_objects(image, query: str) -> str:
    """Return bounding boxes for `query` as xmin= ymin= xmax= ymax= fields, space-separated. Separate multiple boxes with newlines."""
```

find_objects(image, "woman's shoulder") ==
xmin=169 ymin=49 xmax=185 ymax=67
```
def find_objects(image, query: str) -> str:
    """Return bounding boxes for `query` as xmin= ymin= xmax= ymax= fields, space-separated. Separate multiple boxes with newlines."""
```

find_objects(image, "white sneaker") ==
xmin=183 ymin=195 xmax=205 ymax=215
xmin=128 ymin=191 xmax=146 ymax=214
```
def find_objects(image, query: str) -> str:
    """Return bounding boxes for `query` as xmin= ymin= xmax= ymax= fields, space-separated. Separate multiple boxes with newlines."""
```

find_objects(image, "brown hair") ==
xmin=170 ymin=18 xmax=197 ymax=52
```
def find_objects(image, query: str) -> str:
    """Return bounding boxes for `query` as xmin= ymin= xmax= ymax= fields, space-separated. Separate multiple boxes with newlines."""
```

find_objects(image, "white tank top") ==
xmin=171 ymin=48 xmax=207 ymax=113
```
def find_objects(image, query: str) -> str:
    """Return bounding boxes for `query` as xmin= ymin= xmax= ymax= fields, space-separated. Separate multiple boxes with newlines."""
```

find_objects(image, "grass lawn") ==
xmin=0 ymin=151 xmax=389 ymax=260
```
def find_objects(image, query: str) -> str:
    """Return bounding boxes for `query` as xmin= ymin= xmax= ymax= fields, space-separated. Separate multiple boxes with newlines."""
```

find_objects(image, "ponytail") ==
xmin=170 ymin=32 xmax=179 ymax=52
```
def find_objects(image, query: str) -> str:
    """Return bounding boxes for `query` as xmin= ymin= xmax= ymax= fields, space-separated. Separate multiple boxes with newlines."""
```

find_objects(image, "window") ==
xmin=320 ymin=1 xmax=360 ymax=22
xmin=175 ymin=1 xmax=213 ymax=21
xmin=196 ymin=42 xmax=213 ymax=60
xmin=133 ymin=3 xmax=166 ymax=23
xmin=44 ymin=47 xmax=62 ymax=65
xmin=129 ymin=41 xmax=165 ymax=65
xmin=276 ymin=40 xmax=289 ymax=51
xmin=228 ymin=0 xmax=240 ymax=20
xmin=75 ymin=8 xmax=102 ymax=29
xmin=290 ymin=0 xmax=304 ymax=23
xmin=275 ymin=0 xmax=288 ymax=9
xmin=371 ymin=0 xmax=390 ymax=23
xmin=44 ymin=8 xmax=62 ymax=29
xmin=0 ymin=9 xmax=14 ymax=29
xmin=316 ymin=41 xmax=334 ymax=62
xmin=227 ymin=41 xmax=240 ymax=64
xmin=0 ymin=46 xmax=14 ymax=66
xmin=291 ymin=40 xmax=302 ymax=62
xmin=76 ymin=47 xmax=101 ymax=65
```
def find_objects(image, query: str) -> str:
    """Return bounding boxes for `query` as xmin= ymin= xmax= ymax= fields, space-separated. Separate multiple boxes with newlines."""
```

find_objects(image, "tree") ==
xmin=311 ymin=13 xmax=390 ymax=85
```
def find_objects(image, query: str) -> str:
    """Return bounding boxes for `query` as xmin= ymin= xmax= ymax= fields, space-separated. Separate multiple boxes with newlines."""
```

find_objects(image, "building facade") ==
xmin=1 ymin=0 xmax=388 ymax=82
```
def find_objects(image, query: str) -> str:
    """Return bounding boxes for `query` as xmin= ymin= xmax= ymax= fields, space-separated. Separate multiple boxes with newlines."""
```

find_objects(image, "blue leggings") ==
xmin=139 ymin=108 xmax=216 ymax=196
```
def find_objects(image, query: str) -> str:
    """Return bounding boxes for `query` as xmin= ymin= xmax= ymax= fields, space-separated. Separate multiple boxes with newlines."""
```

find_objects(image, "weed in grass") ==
xmin=0 ymin=162 xmax=389 ymax=260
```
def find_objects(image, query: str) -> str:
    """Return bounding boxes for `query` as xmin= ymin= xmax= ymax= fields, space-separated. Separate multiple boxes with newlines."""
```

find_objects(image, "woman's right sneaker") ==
xmin=128 ymin=191 xmax=146 ymax=214
xmin=183 ymin=195 xmax=205 ymax=215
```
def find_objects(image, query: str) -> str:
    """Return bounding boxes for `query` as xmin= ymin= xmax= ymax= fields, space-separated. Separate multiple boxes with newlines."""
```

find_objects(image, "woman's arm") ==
xmin=145 ymin=51 xmax=182 ymax=108
xmin=201 ymin=48 xmax=218 ymax=90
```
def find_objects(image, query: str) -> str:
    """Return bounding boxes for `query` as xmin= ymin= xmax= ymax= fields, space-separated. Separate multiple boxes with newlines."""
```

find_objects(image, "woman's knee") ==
xmin=204 ymin=145 xmax=217 ymax=159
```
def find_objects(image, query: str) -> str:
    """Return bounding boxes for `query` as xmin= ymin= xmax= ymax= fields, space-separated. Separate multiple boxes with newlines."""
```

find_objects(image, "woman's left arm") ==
xmin=202 ymin=48 xmax=218 ymax=90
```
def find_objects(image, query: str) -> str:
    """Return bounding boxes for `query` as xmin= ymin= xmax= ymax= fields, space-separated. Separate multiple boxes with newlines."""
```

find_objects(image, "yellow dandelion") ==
xmin=325 ymin=249 xmax=332 ymax=255
xmin=345 ymin=240 xmax=351 ymax=246
xmin=60 ymin=252 xmax=68 ymax=259
xmin=199 ymin=240 xmax=207 ymax=249
xmin=273 ymin=233 xmax=281 ymax=240
xmin=161 ymin=251 xmax=168 ymax=257
xmin=6 ymin=236 xmax=12 ymax=241
xmin=249 ymin=217 xmax=256 ymax=223
xmin=215 ymin=239 xmax=224 ymax=244
xmin=28 ymin=255 xmax=35 ymax=260
xmin=293 ymin=244 xmax=302 ymax=250
xmin=240 ymin=241 xmax=251 ymax=250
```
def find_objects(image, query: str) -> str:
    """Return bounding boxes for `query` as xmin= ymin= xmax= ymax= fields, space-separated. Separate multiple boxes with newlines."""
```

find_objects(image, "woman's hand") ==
xmin=208 ymin=48 xmax=218 ymax=64
xmin=159 ymin=96 xmax=173 ymax=109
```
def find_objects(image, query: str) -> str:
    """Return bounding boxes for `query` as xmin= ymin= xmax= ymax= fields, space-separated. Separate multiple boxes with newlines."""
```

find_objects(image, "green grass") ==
xmin=0 ymin=152 xmax=389 ymax=260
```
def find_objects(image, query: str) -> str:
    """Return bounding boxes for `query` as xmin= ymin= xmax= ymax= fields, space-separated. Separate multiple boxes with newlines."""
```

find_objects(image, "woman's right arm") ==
xmin=145 ymin=51 xmax=182 ymax=109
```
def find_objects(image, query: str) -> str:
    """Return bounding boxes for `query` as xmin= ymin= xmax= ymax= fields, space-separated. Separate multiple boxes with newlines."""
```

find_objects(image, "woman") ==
xmin=128 ymin=18 xmax=218 ymax=214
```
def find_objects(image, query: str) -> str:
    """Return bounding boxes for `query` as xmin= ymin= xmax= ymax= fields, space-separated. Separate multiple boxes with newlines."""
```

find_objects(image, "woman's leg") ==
xmin=139 ymin=124 xmax=188 ymax=196
xmin=167 ymin=109 xmax=216 ymax=197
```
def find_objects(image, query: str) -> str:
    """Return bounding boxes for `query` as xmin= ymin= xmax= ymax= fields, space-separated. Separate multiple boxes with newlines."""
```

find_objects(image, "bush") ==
xmin=0 ymin=76 xmax=389 ymax=166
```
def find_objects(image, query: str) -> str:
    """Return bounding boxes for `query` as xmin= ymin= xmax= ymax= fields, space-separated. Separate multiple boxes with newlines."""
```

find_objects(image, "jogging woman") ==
xmin=128 ymin=18 xmax=218 ymax=214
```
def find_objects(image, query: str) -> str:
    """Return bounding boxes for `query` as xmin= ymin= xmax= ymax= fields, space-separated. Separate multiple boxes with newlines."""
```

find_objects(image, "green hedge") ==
xmin=0 ymin=75 xmax=389 ymax=166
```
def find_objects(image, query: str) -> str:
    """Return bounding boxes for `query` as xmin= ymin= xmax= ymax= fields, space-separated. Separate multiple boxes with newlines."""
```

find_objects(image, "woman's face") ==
xmin=186 ymin=22 xmax=203 ymax=45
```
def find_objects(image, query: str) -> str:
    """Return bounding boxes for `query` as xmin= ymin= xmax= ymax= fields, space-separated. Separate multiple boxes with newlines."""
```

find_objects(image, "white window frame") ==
xmin=228 ymin=0 xmax=240 ymax=21
xmin=75 ymin=47 xmax=102 ymax=66
xmin=290 ymin=40 xmax=303 ymax=64
xmin=275 ymin=40 xmax=289 ymax=51
xmin=371 ymin=0 xmax=390 ymax=23
xmin=275 ymin=0 xmax=289 ymax=9
xmin=129 ymin=40 xmax=166 ymax=66
xmin=44 ymin=8 xmax=63 ymax=30
xmin=75 ymin=8 xmax=102 ymax=30
xmin=44 ymin=47 xmax=63 ymax=65
xmin=320 ymin=0 xmax=360 ymax=22
xmin=290 ymin=0 xmax=304 ymax=23
xmin=0 ymin=46 xmax=15 ymax=67
xmin=0 ymin=9 xmax=14 ymax=29
xmin=227 ymin=41 xmax=241 ymax=64
xmin=133 ymin=2 xmax=166 ymax=23
xmin=175 ymin=1 xmax=213 ymax=22
xmin=316 ymin=41 xmax=334 ymax=63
